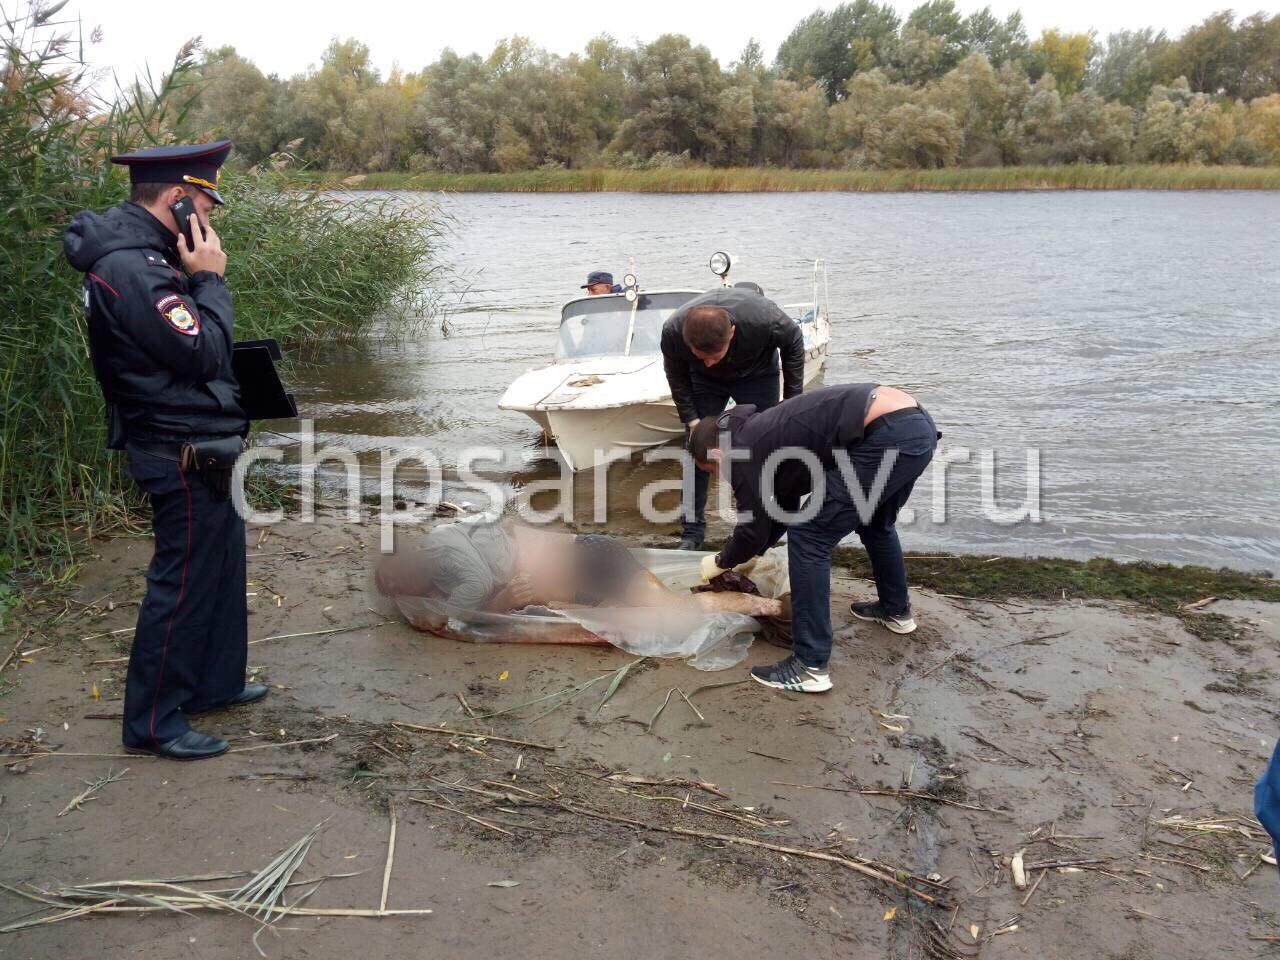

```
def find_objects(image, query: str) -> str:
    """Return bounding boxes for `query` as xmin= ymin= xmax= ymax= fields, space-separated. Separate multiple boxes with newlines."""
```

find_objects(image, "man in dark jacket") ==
xmin=689 ymin=383 xmax=938 ymax=694
xmin=661 ymin=286 xmax=806 ymax=549
xmin=63 ymin=140 xmax=267 ymax=760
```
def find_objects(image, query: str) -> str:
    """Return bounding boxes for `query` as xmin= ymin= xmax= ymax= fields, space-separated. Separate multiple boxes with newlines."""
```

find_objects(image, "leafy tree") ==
xmin=187 ymin=47 xmax=288 ymax=163
xmin=827 ymin=68 xmax=911 ymax=165
xmin=290 ymin=39 xmax=415 ymax=171
xmin=764 ymin=78 xmax=829 ymax=165
xmin=1088 ymin=29 xmax=1169 ymax=106
xmin=1158 ymin=11 xmax=1241 ymax=95
xmin=924 ymin=52 xmax=1000 ymax=159
xmin=776 ymin=0 xmax=901 ymax=102
xmin=610 ymin=34 xmax=725 ymax=161
xmin=964 ymin=7 xmax=1030 ymax=67
xmin=1136 ymin=79 xmax=1236 ymax=162
xmin=1243 ymin=93 xmax=1280 ymax=159
xmin=1234 ymin=13 xmax=1280 ymax=100
xmin=414 ymin=49 xmax=498 ymax=171
xmin=903 ymin=0 xmax=971 ymax=75
xmin=881 ymin=102 xmax=961 ymax=166
xmin=1056 ymin=90 xmax=1134 ymax=162
xmin=1030 ymin=29 xmax=1094 ymax=96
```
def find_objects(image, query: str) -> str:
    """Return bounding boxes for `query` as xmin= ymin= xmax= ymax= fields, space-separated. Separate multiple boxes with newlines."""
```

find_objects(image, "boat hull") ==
xmin=505 ymin=344 xmax=829 ymax=472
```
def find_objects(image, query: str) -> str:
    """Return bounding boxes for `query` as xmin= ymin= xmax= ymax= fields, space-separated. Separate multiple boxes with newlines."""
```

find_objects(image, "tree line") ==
xmin=183 ymin=2 xmax=1280 ymax=172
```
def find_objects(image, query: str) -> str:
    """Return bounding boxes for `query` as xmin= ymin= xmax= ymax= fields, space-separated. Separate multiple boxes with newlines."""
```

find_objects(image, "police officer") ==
xmin=661 ymin=286 xmax=806 ymax=550
xmin=63 ymin=140 xmax=267 ymax=760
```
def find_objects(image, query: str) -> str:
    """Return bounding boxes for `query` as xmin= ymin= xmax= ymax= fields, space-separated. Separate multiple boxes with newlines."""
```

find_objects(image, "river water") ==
xmin=277 ymin=190 xmax=1280 ymax=571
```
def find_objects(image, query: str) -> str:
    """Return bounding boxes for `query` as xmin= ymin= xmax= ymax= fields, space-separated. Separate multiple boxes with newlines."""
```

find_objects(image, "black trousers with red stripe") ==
xmin=123 ymin=448 xmax=248 ymax=747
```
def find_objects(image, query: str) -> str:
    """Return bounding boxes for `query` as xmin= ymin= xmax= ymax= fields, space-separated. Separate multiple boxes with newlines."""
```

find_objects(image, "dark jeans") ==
xmin=787 ymin=410 xmax=938 ymax=668
xmin=123 ymin=449 xmax=248 ymax=746
xmin=681 ymin=363 xmax=782 ymax=542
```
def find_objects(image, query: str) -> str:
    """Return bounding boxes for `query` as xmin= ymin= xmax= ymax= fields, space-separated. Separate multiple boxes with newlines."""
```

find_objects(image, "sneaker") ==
xmin=678 ymin=537 xmax=704 ymax=551
xmin=849 ymin=600 xmax=917 ymax=635
xmin=750 ymin=654 xmax=832 ymax=693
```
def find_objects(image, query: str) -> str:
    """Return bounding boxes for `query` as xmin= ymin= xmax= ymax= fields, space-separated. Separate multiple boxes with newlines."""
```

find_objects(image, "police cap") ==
xmin=111 ymin=139 xmax=233 ymax=205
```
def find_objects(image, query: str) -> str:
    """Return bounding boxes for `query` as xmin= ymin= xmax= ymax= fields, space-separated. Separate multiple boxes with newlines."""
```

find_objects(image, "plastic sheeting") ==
xmin=395 ymin=546 xmax=790 ymax=671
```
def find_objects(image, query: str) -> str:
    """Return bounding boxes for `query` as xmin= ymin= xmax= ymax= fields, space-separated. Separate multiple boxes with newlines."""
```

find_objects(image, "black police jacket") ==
xmin=63 ymin=202 xmax=247 ymax=447
xmin=660 ymin=286 xmax=806 ymax=425
xmin=714 ymin=383 xmax=878 ymax=569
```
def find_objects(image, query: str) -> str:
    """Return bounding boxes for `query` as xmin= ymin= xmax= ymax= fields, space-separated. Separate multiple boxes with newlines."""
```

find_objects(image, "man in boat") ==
xmin=374 ymin=515 xmax=782 ymax=619
xmin=581 ymin=270 xmax=621 ymax=296
xmin=661 ymin=286 xmax=806 ymax=550
xmin=688 ymin=383 xmax=939 ymax=693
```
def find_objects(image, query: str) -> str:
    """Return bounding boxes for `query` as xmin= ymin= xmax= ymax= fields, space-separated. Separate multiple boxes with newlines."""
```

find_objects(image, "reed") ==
xmin=301 ymin=164 xmax=1280 ymax=194
xmin=0 ymin=5 xmax=445 ymax=582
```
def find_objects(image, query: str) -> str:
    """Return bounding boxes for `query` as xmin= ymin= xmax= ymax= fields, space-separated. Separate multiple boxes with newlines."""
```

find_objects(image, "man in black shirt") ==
xmin=661 ymin=286 xmax=805 ymax=549
xmin=63 ymin=141 xmax=267 ymax=760
xmin=689 ymin=383 xmax=938 ymax=694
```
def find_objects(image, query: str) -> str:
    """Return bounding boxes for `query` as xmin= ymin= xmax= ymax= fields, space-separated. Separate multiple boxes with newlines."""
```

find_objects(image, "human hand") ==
xmin=177 ymin=215 xmax=227 ymax=277
xmin=509 ymin=573 xmax=534 ymax=607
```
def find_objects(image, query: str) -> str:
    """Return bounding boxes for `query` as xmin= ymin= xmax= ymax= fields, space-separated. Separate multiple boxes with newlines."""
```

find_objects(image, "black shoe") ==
xmin=185 ymin=683 xmax=270 ymax=715
xmin=750 ymin=654 xmax=833 ymax=693
xmin=849 ymin=600 xmax=917 ymax=635
xmin=124 ymin=730 xmax=229 ymax=760
xmin=678 ymin=538 xmax=704 ymax=551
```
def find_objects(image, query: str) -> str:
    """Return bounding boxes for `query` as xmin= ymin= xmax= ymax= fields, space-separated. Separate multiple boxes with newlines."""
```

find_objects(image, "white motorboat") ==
xmin=499 ymin=255 xmax=832 ymax=472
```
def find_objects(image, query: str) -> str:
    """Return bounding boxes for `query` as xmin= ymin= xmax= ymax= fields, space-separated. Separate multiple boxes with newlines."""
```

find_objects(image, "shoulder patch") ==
xmin=158 ymin=298 xmax=200 ymax=336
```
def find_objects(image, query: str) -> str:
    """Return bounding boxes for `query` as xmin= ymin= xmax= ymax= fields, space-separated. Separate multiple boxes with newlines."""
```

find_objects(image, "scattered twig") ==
xmin=249 ymin=621 xmax=399 ymax=646
xmin=918 ymin=651 xmax=959 ymax=678
xmin=544 ymin=798 xmax=942 ymax=905
xmin=0 ymin=637 xmax=25 ymax=674
xmin=58 ymin=768 xmax=129 ymax=817
xmin=959 ymin=728 xmax=1032 ymax=766
xmin=1020 ymin=868 xmax=1046 ymax=907
xmin=676 ymin=688 xmax=705 ymax=722
xmin=456 ymin=691 xmax=476 ymax=719
xmin=407 ymin=797 xmax=514 ymax=837
xmin=228 ymin=734 xmax=338 ymax=754
xmin=746 ymin=749 xmax=793 ymax=763
xmin=1138 ymin=852 xmax=1212 ymax=874
xmin=391 ymin=722 xmax=556 ymax=752
xmin=379 ymin=804 xmax=397 ymax=914
xmin=1023 ymin=857 xmax=1111 ymax=870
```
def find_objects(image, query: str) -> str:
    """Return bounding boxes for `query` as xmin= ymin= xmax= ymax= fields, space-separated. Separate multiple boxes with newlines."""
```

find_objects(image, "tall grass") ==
xmin=0 ymin=4 xmax=445 ymax=581
xmin=303 ymin=164 xmax=1280 ymax=193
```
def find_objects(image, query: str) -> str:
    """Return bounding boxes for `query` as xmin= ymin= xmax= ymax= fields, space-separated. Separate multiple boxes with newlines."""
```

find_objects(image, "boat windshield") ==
xmin=557 ymin=291 xmax=699 ymax=359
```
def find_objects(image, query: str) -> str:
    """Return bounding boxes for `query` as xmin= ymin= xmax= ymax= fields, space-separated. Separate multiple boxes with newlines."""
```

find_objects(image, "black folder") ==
xmin=232 ymin=338 xmax=298 ymax=421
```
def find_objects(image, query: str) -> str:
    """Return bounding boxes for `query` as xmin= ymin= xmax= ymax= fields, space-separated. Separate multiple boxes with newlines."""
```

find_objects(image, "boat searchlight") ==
xmin=709 ymin=251 xmax=731 ymax=279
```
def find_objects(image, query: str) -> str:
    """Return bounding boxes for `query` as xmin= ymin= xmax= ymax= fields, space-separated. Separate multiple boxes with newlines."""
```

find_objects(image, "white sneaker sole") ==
xmin=849 ymin=607 xmax=917 ymax=635
xmin=750 ymin=672 xmax=833 ymax=694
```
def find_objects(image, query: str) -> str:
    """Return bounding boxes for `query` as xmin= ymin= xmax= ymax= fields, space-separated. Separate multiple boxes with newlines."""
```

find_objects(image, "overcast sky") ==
xmin=72 ymin=0 xmax=1248 ymax=84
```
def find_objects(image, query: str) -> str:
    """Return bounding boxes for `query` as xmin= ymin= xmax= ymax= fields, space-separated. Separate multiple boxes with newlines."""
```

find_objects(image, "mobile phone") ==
xmin=169 ymin=196 xmax=206 ymax=251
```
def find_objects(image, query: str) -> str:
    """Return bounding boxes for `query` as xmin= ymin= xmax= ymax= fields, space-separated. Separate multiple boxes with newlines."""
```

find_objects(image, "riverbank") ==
xmin=301 ymin=164 xmax=1280 ymax=193
xmin=3 ymin=511 xmax=1279 ymax=956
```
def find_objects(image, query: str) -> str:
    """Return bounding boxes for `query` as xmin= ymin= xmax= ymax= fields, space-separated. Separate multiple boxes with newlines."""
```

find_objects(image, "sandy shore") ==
xmin=3 ymin=509 xmax=1279 ymax=957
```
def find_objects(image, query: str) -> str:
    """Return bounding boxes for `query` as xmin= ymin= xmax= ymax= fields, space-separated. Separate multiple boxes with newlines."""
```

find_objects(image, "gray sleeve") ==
xmin=418 ymin=524 xmax=499 ymax=609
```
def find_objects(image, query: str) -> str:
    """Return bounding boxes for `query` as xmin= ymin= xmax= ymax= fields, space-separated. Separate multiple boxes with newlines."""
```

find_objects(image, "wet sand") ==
xmin=3 ymin=511 xmax=1279 ymax=957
